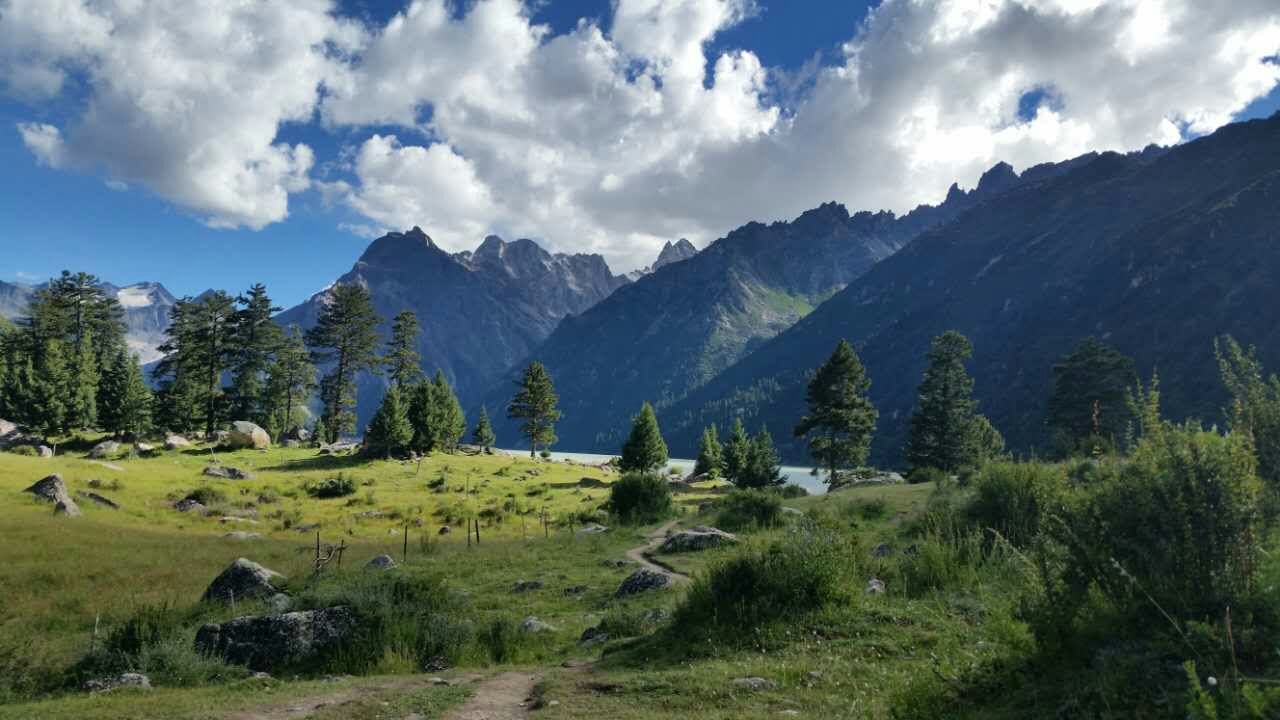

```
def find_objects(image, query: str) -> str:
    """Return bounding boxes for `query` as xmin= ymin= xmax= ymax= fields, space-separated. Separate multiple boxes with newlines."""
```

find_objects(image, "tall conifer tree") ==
xmin=794 ymin=339 xmax=877 ymax=484
xmin=306 ymin=284 xmax=383 ymax=443
xmin=472 ymin=406 xmax=496 ymax=451
xmin=384 ymin=311 xmax=423 ymax=387
xmin=619 ymin=401 xmax=668 ymax=472
xmin=906 ymin=331 xmax=983 ymax=473
xmin=507 ymin=361 xmax=561 ymax=457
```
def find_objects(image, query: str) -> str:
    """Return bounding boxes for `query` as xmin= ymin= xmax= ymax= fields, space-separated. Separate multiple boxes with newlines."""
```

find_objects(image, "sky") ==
xmin=1 ymin=0 xmax=1278 ymax=308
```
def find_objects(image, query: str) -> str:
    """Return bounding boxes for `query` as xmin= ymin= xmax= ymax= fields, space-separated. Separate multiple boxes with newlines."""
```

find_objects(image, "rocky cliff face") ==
xmin=666 ymin=113 xmax=1280 ymax=464
xmin=275 ymin=227 xmax=629 ymax=431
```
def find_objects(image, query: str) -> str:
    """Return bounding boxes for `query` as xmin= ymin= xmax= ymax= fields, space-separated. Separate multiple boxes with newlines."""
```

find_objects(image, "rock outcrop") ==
xmin=615 ymin=569 xmax=671 ymax=597
xmin=24 ymin=474 xmax=81 ymax=517
xmin=659 ymin=526 xmax=737 ymax=553
xmin=89 ymin=440 xmax=120 ymax=459
xmin=226 ymin=421 xmax=271 ymax=450
xmin=201 ymin=558 xmax=285 ymax=604
xmin=194 ymin=606 xmax=358 ymax=672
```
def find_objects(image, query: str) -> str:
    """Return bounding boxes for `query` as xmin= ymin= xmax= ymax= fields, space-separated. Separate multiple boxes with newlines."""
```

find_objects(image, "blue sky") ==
xmin=1 ymin=0 xmax=1277 ymax=308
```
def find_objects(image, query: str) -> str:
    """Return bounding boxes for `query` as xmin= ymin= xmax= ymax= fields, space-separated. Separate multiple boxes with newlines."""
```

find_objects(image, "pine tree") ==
xmin=153 ymin=298 xmax=201 ymax=435
xmin=721 ymin=417 xmax=750 ymax=483
xmin=1047 ymin=336 xmax=1137 ymax=455
xmin=693 ymin=424 xmax=722 ymax=479
xmin=366 ymin=385 xmax=412 ymax=458
xmin=262 ymin=326 xmax=317 ymax=439
xmin=305 ymin=284 xmax=383 ymax=443
xmin=100 ymin=348 xmax=151 ymax=439
xmin=228 ymin=283 xmax=281 ymax=423
xmin=29 ymin=339 xmax=69 ymax=438
xmin=507 ymin=361 xmax=561 ymax=457
xmin=384 ymin=310 xmax=423 ymax=387
xmin=66 ymin=325 xmax=99 ymax=430
xmin=619 ymin=401 xmax=669 ymax=473
xmin=794 ymin=339 xmax=877 ymax=485
xmin=408 ymin=379 xmax=438 ymax=454
xmin=472 ymin=406 xmax=496 ymax=451
xmin=906 ymin=331 xmax=986 ymax=473
xmin=433 ymin=370 xmax=466 ymax=452
xmin=739 ymin=426 xmax=783 ymax=488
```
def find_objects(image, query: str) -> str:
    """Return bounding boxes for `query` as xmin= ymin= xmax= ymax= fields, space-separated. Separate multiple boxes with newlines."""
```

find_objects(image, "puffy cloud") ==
xmin=4 ymin=0 xmax=1279 ymax=269
xmin=3 ymin=0 xmax=362 ymax=229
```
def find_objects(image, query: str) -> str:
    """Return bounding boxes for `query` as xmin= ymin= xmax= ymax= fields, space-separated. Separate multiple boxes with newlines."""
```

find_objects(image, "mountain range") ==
xmin=275 ymin=228 xmax=634 ymax=427
xmin=662 ymin=113 xmax=1280 ymax=463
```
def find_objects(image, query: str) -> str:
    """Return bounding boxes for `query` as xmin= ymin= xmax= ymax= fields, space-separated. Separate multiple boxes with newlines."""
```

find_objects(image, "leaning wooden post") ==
xmin=403 ymin=523 xmax=409 ymax=563
xmin=475 ymin=517 xmax=481 ymax=545
xmin=467 ymin=518 xmax=472 ymax=548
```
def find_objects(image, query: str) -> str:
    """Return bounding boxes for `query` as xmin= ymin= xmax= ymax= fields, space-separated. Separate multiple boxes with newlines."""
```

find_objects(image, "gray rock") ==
xmin=866 ymin=578 xmax=886 ymax=595
xmin=615 ymin=569 xmax=671 ymax=597
xmin=224 ymin=531 xmax=262 ymax=541
xmin=282 ymin=439 xmax=301 ymax=448
xmin=226 ymin=421 xmax=271 ymax=450
xmin=438 ymin=525 xmax=452 ymax=535
xmin=0 ymin=418 xmax=15 ymax=439
xmin=134 ymin=442 xmax=155 ymax=454
xmin=37 ymin=445 xmax=53 ymax=458
xmin=89 ymin=440 xmax=121 ymax=459
xmin=872 ymin=543 xmax=892 ymax=558
xmin=512 ymin=579 xmax=544 ymax=593
xmin=24 ymin=475 xmax=81 ymax=517
xmin=318 ymin=442 xmax=358 ymax=455
xmin=173 ymin=498 xmax=207 ymax=514
xmin=194 ymin=606 xmax=358 ymax=672
xmin=781 ymin=506 xmax=804 ymax=516
xmin=84 ymin=672 xmax=151 ymax=693
xmin=731 ymin=677 xmax=778 ymax=692
xmin=576 ymin=523 xmax=610 ymax=535
xmin=660 ymin=527 xmax=737 ymax=553
xmin=203 ymin=465 xmax=254 ymax=480
xmin=365 ymin=554 xmax=397 ymax=571
xmin=563 ymin=585 xmax=588 ymax=597
xmin=202 ymin=558 xmax=286 ymax=604
xmin=520 ymin=616 xmax=555 ymax=633
xmin=75 ymin=491 xmax=120 ymax=509
xmin=579 ymin=625 xmax=608 ymax=646
xmin=642 ymin=607 xmax=669 ymax=624
xmin=164 ymin=434 xmax=192 ymax=450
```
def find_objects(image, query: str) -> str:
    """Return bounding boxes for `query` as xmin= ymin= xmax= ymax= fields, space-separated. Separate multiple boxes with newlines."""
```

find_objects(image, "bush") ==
xmin=1042 ymin=425 xmax=1262 ymax=627
xmin=908 ymin=466 xmax=948 ymax=485
xmin=607 ymin=472 xmax=673 ymax=525
xmin=478 ymin=616 xmax=527 ymax=663
xmin=305 ymin=474 xmax=357 ymax=499
xmin=967 ymin=461 xmax=1066 ymax=548
xmin=774 ymin=483 xmax=808 ymax=498
xmin=292 ymin=569 xmax=473 ymax=674
xmin=183 ymin=486 xmax=228 ymax=507
xmin=70 ymin=602 xmax=245 ymax=688
xmin=672 ymin=524 xmax=857 ymax=640
xmin=715 ymin=489 xmax=782 ymax=531
xmin=9 ymin=445 xmax=37 ymax=457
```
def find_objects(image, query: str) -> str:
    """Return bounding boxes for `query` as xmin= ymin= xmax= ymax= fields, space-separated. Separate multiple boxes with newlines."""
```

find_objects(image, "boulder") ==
xmin=830 ymin=470 xmax=906 ymax=491
xmin=203 ymin=465 xmax=254 ymax=480
xmin=165 ymin=434 xmax=192 ymax=450
xmin=318 ymin=442 xmax=358 ymax=455
xmin=563 ymin=585 xmax=588 ymax=597
xmin=89 ymin=440 xmax=121 ymax=459
xmin=76 ymin=491 xmax=120 ymax=509
xmin=0 ymin=418 xmax=15 ymax=439
xmin=731 ymin=677 xmax=778 ymax=692
xmin=24 ymin=475 xmax=81 ymax=517
xmin=266 ymin=593 xmax=292 ymax=614
xmin=520 ymin=616 xmax=556 ymax=633
xmin=84 ymin=672 xmax=152 ymax=693
xmin=576 ymin=523 xmax=610 ymax=535
xmin=134 ymin=442 xmax=155 ymax=454
xmin=173 ymin=498 xmax=208 ymax=514
xmin=437 ymin=525 xmax=452 ymax=535
xmin=866 ymin=578 xmax=886 ymax=595
xmin=615 ymin=569 xmax=671 ymax=597
xmin=37 ymin=445 xmax=53 ymax=458
xmin=512 ymin=579 xmax=544 ymax=593
xmin=202 ymin=558 xmax=286 ymax=604
xmin=659 ymin=527 xmax=737 ymax=553
xmin=365 ymin=554 xmax=398 ymax=571
xmin=194 ymin=606 xmax=358 ymax=672
xmin=282 ymin=439 xmax=301 ymax=448
xmin=224 ymin=531 xmax=262 ymax=541
xmin=283 ymin=427 xmax=311 ymax=442
xmin=226 ymin=421 xmax=271 ymax=450
xmin=579 ymin=625 xmax=608 ymax=646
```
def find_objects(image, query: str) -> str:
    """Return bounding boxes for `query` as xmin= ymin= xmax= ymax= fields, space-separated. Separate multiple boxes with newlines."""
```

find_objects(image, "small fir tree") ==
xmin=472 ymin=406 xmax=496 ymax=451
xmin=905 ymin=331 xmax=986 ymax=473
xmin=384 ymin=310 xmax=423 ymax=387
xmin=739 ymin=426 xmax=783 ymax=488
xmin=721 ymin=417 xmax=750 ymax=483
xmin=366 ymin=385 xmax=413 ymax=458
xmin=794 ymin=339 xmax=877 ymax=485
xmin=432 ymin=370 xmax=466 ymax=452
xmin=306 ymin=284 xmax=383 ymax=443
xmin=507 ymin=361 xmax=562 ymax=457
xmin=693 ymin=424 xmax=722 ymax=479
xmin=408 ymin=380 xmax=438 ymax=454
xmin=1046 ymin=336 xmax=1136 ymax=455
xmin=619 ymin=401 xmax=669 ymax=473
xmin=99 ymin=349 xmax=152 ymax=439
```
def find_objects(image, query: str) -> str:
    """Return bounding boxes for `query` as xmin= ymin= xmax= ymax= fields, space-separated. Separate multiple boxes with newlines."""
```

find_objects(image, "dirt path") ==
xmin=440 ymin=671 xmax=538 ymax=720
xmin=623 ymin=520 xmax=689 ymax=582
xmin=224 ymin=676 xmax=446 ymax=720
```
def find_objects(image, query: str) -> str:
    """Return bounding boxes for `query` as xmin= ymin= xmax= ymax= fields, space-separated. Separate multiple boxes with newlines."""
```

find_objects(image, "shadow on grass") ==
xmin=258 ymin=454 xmax=369 ymax=473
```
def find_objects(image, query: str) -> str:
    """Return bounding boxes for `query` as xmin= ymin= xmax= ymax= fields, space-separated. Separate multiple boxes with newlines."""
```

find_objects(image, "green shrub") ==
xmin=774 ymin=483 xmax=808 ymax=498
xmin=908 ymin=466 xmax=948 ymax=485
xmin=292 ymin=569 xmax=473 ymax=674
xmin=672 ymin=524 xmax=857 ymax=639
xmin=70 ymin=602 xmax=245 ymax=688
xmin=304 ymin=473 xmax=357 ymax=499
xmin=184 ymin=486 xmax=228 ymax=507
xmin=851 ymin=497 xmax=889 ymax=520
xmin=715 ymin=489 xmax=782 ymax=531
xmin=967 ymin=461 xmax=1066 ymax=548
xmin=9 ymin=445 xmax=37 ymax=457
xmin=478 ymin=616 xmax=527 ymax=663
xmin=607 ymin=472 xmax=673 ymax=525
xmin=597 ymin=606 xmax=652 ymax=638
